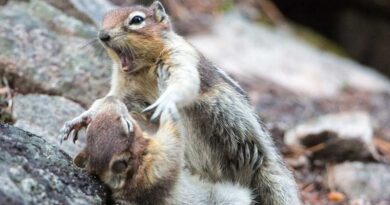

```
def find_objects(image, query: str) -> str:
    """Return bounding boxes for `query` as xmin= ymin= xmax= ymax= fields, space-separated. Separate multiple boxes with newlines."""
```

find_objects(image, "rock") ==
xmin=43 ymin=0 xmax=95 ymax=25
xmin=285 ymin=155 xmax=309 ymax=168
xmin=0 ymin=124 xmax=110 ymax=205
xmin=0 ymin=0 xmax=8 ymax=6
xmin=284 ymin=112 xmax=379 ymax=162
xmin=12 ymin=94 xmax=85 ymax=157
xmin=111 ymin=0 xmax=219 ymax=35
xmin=332 ymin=162 xmax=390 ymax=203
xmin=67 ymin=0 xmax=116 ymax=25
xmin=0 ymin=0 xmax=111 ymax=106
xmin=189 ymin=11 xmax=390 ymax=97
xmin=29 ymin=0 xmax=96 ymax=38
xmin=251 ymin=86 xmax=390 ymax=145
xmin=349 ymin=198 xmax=376 ymax=205
xmin=43 ymin=0 xmax=116 ymax=26
xmin=272 ymin=0 xmax=390 ymax=77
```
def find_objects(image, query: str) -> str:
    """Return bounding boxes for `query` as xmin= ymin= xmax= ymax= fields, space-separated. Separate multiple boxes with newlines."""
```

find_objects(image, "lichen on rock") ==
xmin=0 ymin=124 xmax=111 ymax=205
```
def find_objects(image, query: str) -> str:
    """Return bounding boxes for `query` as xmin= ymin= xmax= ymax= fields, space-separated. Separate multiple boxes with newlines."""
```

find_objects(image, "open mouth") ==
xmin=114 ymin=49 xmax=134 ymax=72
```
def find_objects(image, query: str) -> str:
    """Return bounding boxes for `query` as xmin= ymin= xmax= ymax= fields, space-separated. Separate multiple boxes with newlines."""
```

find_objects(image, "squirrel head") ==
xmin=99 ymin=1 xmax=171 ymax=73
xmin=74 ymin=98 xmax=148 ymax=190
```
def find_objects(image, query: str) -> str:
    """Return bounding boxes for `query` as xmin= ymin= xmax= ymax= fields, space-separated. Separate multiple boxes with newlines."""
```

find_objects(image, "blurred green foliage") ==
xmin=220 ymin=0 xmax=235 ymax=12
xmin=291 ymin=23 xmax=347 ymax=57
xmin=0 ymin=95 xmax=12 ymax=124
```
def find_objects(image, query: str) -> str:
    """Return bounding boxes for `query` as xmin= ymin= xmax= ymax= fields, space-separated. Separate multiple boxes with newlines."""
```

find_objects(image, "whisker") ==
xmin=92 ymin=46 xmax=104 ymax=58
xmin=79 ymin=38 xmax=99 ymax=49
xmin=113 ymin=32 xmax=130 ymax=39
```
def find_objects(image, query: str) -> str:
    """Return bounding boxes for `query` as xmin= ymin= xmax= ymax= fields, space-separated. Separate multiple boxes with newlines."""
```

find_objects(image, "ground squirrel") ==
xmin=73 ymin=96 xmax=252 ymax=205
xmin=60 ymin=1 xmax=300 ymax=204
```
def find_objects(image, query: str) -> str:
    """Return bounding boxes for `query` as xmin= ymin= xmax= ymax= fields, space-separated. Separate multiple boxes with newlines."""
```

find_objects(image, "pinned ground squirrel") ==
xmin=73 ymin=96 xmax=253 ymax=205
xmin=60 ymin=1 xmax=300 ymax=204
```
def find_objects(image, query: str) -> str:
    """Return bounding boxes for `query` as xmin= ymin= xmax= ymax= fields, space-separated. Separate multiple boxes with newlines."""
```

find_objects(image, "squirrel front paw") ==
xmin=59 ymin=112 xmax=92 ymax=144
xmin=142 ymin=94 xmax=179 ymax=122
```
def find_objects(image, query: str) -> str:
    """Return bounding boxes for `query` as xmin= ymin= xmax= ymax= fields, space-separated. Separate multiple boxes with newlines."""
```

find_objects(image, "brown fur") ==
xmin=63 ymin=2 xmax=300 ymax=204
xmin=102 ymin=7 xmax=148 ymax=30
xmin=102 ymin=6 xmax=168 ymax=70
xmin=74 ymin=98 xmax=181 ymax=204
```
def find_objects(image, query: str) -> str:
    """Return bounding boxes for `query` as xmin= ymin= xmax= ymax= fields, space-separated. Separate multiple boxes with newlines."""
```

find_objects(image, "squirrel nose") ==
xmin=99 ymin=31 xmax=111 ymax=42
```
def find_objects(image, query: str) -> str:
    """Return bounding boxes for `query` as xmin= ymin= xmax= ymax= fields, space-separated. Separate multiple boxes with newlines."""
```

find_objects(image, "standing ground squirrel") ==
xmin=60 ymin=1 xmax=300 ymax=204
xmin=73 ymin=96 xmax=253 ymax=205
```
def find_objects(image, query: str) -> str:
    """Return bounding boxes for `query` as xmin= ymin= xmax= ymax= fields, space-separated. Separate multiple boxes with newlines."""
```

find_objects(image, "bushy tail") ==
xmin=251 ymin=159 xmax=301 ymax=205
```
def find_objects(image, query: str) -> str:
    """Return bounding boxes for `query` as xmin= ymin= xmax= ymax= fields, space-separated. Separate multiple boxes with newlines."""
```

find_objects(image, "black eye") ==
xmin=111 ymin=159 xmax=128 ymax=174
xmin=130 ymin=16 xmax=144 ymax=25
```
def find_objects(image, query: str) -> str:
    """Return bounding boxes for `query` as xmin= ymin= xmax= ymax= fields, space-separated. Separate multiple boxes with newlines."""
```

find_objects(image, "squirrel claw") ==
xmin=58 ymin=122 xmax=72 ymax=144
xmin=143 ymin=94 xmax=179 ymax=123
xmin=72 ymin=130 xmax=79 ymax=144
xmin=142 ymin=104 xmax=157 ymax=114
xmin=59 ymin=113 xmax=91 ymax=144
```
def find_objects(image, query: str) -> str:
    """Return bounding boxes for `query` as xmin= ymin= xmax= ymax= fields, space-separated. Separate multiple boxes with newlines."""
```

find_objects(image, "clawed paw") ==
xmin=59 ymin=113 xmax=91 ymax=144
xmin=231 ymin=142 xmax=264 ymax=173
xmin=142 ymin=96 xmax=179 ymax=122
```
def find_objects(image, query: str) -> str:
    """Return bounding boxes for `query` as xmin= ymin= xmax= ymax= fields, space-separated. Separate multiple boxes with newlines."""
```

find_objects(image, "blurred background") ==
xmin=0 ymin=0 xmax=389 ymax=205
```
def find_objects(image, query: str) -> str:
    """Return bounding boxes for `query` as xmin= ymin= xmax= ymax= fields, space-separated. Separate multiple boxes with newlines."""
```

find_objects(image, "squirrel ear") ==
xmin=74 ymin=149 xmax=89 ymax=168
xmin=151 ymin=1 xmax=168 ymax=23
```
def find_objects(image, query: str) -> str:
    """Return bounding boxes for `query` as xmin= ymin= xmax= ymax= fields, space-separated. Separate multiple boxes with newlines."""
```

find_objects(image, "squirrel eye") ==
xmin=111 ymin=159 xmax=128 ymax=174
xmin=130 ymin=16 xmax=144 ymax=25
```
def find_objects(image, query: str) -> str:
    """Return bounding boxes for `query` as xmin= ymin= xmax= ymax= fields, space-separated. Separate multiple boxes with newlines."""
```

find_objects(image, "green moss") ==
xmin=0 ymin=110 xmax=13 ymax=124
xmin=0 ymin=96 xmax=13 ymax=124
xmin=291 ymin=23 xmax=347 ymax=57
xmin=255 ymin=16 xmax=276 ymax=28
xmin=220 ymin=0 xmax=235 ymax=13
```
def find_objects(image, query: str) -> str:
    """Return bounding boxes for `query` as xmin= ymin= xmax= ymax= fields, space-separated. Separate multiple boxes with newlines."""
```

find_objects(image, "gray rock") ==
xmin=42 ymin=0 xmax=95 ymax=25
xmin=68 ymin=0 xmax=117 ymax=25
xmin=0 ymin=0 xmax=111 ymax=106
xmin=189 ymin=11 xmax=390 ymax=98
xmin=0 ymin=0 xmax=7 ymax=6
xmin=12 ymin=94 xmax=85 ymax=157
xmin=29 ymin=0 xmax=97 ymax=38
xmin=42 ymin=0 xmax=116 ymax=26
xmin=284 ymin=112 xmax=379 ymax=162
xmin=333 ymin=162 xmax=390 ymax=203
xmin=0 ymin=124 xmax=110 ymax=205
